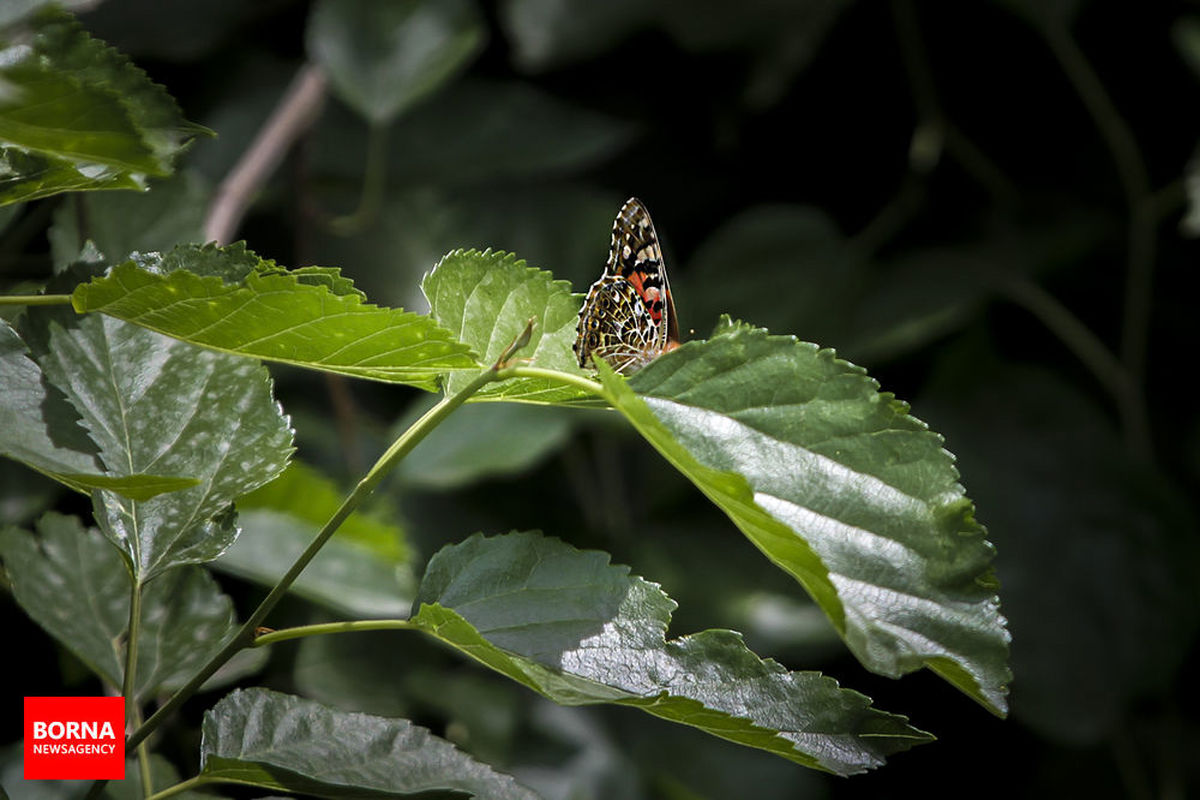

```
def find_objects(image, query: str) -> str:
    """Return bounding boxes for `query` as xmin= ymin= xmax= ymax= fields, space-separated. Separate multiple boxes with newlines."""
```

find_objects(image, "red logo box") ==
xmin=24 ymin=697 xmax=125 ymax=780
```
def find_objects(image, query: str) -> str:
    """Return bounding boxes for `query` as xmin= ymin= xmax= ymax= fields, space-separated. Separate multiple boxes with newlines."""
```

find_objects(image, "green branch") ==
xmin=0 ymin=294 xmax=74 ymax=306
xmin=253 ymin=619 xmax=416 ymax=647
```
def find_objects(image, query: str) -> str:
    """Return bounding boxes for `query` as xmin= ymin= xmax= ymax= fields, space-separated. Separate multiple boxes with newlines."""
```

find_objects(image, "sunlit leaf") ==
xmin=0 ymin=9 xmax=207 ymax=204
xmin=411 ymin=532 xmax=932 ymax=776
xmin=24 ymin=305 xmax=293 ymax=581
xmin=604 ymin=319 xmax=1011 ymax=714
xmin=0 ymin=319 xmax=199 ymax=501
xmin=72 ymin=242 xmax=479 ymax=391
xmin=422 ymin=248 xmax=588 ymax=402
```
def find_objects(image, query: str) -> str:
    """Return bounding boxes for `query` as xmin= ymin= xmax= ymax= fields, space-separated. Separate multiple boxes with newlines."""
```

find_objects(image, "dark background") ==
xmin=3 ymin=1 xmax=1199 ymax=797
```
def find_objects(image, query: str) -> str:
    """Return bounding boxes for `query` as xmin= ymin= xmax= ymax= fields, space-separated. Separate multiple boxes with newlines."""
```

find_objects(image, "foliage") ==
xmin=2 ymin=1 xmax=1196 ymax=799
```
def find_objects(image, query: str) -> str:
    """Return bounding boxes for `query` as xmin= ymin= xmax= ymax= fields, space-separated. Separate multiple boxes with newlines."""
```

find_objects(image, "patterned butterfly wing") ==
xmin=575 ymin=198 xmax=680 ymax=374
xmin=606 ymin=197 xmax=679 ymax=347
xmin=575 ymin=274 xmax=662 ymax=374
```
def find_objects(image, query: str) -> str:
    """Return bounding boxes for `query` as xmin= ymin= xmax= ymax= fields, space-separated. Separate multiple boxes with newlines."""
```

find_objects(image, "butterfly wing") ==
xmin=607 ymin=197 xmax=679 ymax=348
xmin=575 ymin=197 xmax=680 ymax=373
xmin=575 ymin=274 xmax=660 ymax=373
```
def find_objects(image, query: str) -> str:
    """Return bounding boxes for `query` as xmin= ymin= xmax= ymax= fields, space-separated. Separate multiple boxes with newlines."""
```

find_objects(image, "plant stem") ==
xmin=253 ymin=619 xmax=415 ymax=647
xmin=0 ymin=294 xmax=73 ymax=306
xmin=125 ymin=365 xmax=504 ymax=752
xmin=204 ymin=63 xmax=328 ymax=245
xmin=327 ymin=121 xmax=390 ymax=235
xmin=994 ymin=272 xmax=1152 ymax=460
xmin=500 ymin=365 xmax=605 ymax=399
xmin=121 ymin=579 xmax=153 ymax=796
xmin=1042 ymin=22 xmax=1156 ymax=415
xmin=121 ymin=580 xmax=142 ymax=725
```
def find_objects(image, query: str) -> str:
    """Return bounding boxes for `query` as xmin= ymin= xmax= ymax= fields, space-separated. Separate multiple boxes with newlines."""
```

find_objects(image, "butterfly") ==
xmin=574 ymin=197 xmax=680 ymax=374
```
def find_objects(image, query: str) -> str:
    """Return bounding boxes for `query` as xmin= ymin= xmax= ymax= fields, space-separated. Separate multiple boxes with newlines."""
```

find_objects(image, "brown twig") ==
xmin=204 ymin=63 xmax=329 ymax=245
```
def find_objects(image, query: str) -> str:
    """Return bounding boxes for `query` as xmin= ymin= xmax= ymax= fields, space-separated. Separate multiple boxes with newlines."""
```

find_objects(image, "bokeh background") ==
xmin=3 ymin=1 xmax=1199 ymax=797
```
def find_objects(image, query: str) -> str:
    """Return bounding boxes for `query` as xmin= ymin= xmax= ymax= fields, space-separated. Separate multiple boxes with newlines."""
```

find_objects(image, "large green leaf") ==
xmin=0 ymin=319 xmax=201 ymax=500
xmin=24 ymin=306 xmax=293 ymax=581
xmin=199 ymin=688 xmax=539 ymax=799
xmin=0 ymin=9 xmax=206 ymax=205
xmin=0 ymin=513 xmax=247 ymax=701
xmin=421 ymin=248 xmax=588 ymax=402
xmin=214 ymin=462 xmax=415 ymax=618
xmin=307 ymin=0 xmax=484 ymax=125
xmin=410 ymin=532 xmax=931 ymax=776
xmin=604 ymin=320 xmax=1011 ymax=714
xmin=72 ymin=243 xmax=479 ymax=391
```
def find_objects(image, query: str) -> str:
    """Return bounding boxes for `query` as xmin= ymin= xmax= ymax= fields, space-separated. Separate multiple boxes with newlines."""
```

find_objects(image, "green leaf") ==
xmin=307 ymin=0 xmax=485 ymax=125
xmin=411 ymin=532 xmax=931 ymax=776
xmin=311 ymin=81 xmax=635 ymax=187
xmin=0 ymin=9 xmax=207 ymax=205
xmin=26 ymin=306 xmax=294 ymax=581
xmin=293 ymin=631 xmax=413 ymax=718
xmin=394 ymin=397 xmax=573 ymax=489
xmin=421 ymin=248 xmax=588 ymax=402
xmin=0 ymin=319 xmax=201 ymax=500
xmin=214 ymin=462 xmax=415 ymax=618
xmin=56 ymin=473 xmax=200 ymax=500
xmin=686 ymin=205 xmax=860 ymax=351
xmin=0 ymin=747 xmax=199 ymax=800
xmin=499 ymin=0 xmax=649 ymax=72
xmin=1 ymin=318 xmax=104 ymax=481
xmin=0 ymin=513 xmax=244 ymax=702
xmin=600 ymin=321 xmax=1011 ymax=715
xmin=309 ymin=185 xmax=620 ymax=316
xmin=199 ymin=688 xmax=540 ymax=799
xmin=72 ymin=242 xmax=479 ymax=391
xmin=47 ymin=170 xmax=209 ymax=271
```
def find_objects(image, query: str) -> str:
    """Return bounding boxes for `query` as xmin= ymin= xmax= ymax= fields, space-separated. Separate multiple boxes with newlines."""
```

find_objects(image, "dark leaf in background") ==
xmin=307 ymin=0 xmax=485 ymax=125
xmin=216 ymin=461 xmax=415 ymax=618
xmin=47 ymin=170 xmax=209 ymax=270
xmin=918 ymin=353 xmax=1199 ymax=744
xmin=0 ymin=513 xmax=250 ymax=702
xmin=394 ymin=397 xmax=573 ymax=490
xmin=685 ymin=205 xmax=861 ymax=350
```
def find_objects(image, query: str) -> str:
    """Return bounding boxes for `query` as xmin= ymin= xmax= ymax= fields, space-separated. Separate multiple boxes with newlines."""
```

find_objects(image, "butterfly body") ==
xmin=575 ymin=197 xmax=679 ymax=374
